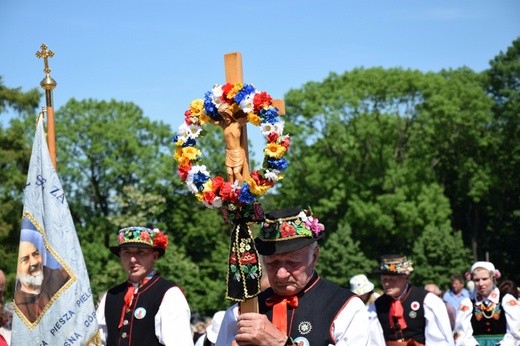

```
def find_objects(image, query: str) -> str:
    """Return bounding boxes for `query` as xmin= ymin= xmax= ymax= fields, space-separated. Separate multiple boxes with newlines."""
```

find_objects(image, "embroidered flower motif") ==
xmin=173 ymin=83 xmax=290 ymax=211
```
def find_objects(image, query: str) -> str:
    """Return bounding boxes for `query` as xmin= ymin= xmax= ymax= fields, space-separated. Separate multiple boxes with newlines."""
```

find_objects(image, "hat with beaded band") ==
xmin=254 ymin=207 xmax=325 ymax=255
xmin=109 ymin=226 xmax=169 ymax=257
xmin=373 ymin=254 xmax=414 ymax=275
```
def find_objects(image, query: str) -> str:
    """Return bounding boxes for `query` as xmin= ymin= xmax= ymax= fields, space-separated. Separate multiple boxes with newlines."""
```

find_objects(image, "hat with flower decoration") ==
xmin=373 ymin=254 xmax=414 ymax=275
xmin=109 ymin=226 xmax=169 ymax=257
xmin=254 ymin=207 xmax=325 ymax=255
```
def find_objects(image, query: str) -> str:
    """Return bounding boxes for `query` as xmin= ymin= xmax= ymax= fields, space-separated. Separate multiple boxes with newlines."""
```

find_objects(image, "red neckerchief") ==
xmin=118 ymin=277 xmax=150 ymax=328
xmin=389 ymin=298 xmax=408 ymax=331
xmin=265 ymin=295 xmax=299 ymax=335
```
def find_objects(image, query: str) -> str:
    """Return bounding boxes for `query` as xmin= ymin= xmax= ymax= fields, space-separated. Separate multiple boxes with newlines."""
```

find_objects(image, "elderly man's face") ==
xmin=17 ymin=241 xmax=44 ymax=292
xmin=264 ymin=244 xmax=318 ymax=297
xmin=381 ymin=274 xmax=409 ymax=298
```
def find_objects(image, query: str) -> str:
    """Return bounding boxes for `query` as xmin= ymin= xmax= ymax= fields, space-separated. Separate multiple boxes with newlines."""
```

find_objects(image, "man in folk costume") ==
xmin=454 ymin=261 xmax=520 ymax=346
xmin=216 ymin=207 xmax=370 ymax=346
xmin=372 ymin=254 xmax=454 ymax=346
xmin=96 ymin=226 xmax=193 ymax=345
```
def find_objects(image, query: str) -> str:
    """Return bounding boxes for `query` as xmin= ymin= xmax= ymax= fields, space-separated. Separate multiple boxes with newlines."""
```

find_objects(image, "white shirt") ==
xmin=454 ymin=287 xmax=520 ymax=346
xmin=369 ymin=292 xmax=455 ymax=346
xmin=96 ymin=285 xmax=193 ymax=345
xmin=216 ymin=295 xmax=371 ymax=346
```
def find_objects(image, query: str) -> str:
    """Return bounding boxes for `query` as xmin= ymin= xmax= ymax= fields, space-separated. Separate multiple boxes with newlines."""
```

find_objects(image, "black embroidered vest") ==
xmin=258 ymin=275 xmax=354 ymax=346
xmin=375 ymin=286 xmax=428 ymax=344
xmin=470 ymin=292 xmax=507 ymax=336
xmin=104 ymin=275 xmax=175 ymax=346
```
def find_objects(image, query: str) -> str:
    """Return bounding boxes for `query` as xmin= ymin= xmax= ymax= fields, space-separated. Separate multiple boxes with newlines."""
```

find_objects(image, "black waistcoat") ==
xmin=375 ymin=286 xmax=428 ymax=344
xmin=470 ymin=293 xmax=507 ymax=335
xmin=104 ymin=275 xmax=175 ymax=346
xmin=258 ymin=275 xmax=354 ymax=346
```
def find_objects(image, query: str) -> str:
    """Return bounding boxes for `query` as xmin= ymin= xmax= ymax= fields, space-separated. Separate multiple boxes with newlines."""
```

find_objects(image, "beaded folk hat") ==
xmin=109 ymin=226 xmax=169 ymax=257
xmin=254 ymin=207 xmax=325 ymax=255
xmin=373 ymin=254 xmax=414 ymax=275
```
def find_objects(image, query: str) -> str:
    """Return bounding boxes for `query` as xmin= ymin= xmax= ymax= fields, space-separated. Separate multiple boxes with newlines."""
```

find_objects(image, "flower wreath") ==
xmin=173 ymin=83 xmax=290 ymax=210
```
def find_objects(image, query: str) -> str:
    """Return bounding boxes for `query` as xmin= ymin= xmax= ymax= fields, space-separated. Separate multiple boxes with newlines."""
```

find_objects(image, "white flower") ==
xmin=239 ymin=93 xmax=254 ymax=114
xmin=264 ymin=169 xmax=280 ymax=182
xmin=186 ymin=165 xmax=210 ymax=194
xmin=298 ymin=211 xmax=309 ymax=222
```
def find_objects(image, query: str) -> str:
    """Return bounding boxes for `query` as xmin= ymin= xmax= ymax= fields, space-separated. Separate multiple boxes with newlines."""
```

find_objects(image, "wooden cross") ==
xmin=223 ymin=52 xmax=285 ymax=314
xmin=223 ymin=52 xmax=285 ymax=183
xmin=36 ymin=44 xmax=55 ymax=75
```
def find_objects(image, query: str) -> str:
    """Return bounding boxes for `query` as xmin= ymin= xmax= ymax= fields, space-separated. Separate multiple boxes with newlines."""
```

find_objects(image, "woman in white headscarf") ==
xmin=454 ymin=261 xmax=520 ymax=346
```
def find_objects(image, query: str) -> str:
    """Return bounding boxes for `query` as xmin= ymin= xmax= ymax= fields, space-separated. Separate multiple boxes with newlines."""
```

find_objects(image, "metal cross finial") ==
xmin=35 ymin=44 xmax=54 ymax=74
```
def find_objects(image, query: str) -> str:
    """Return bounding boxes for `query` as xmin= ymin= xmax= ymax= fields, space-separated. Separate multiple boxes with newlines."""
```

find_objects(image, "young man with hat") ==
xmin=454 ymin=261 xmax=520 ymax=346
xmin=216 ymin=207 xmax=370 ymax=345
xmin=96 ymin=226 xmax=193 ymax=345
xmin=372 ymin=254 xmax=454 ymax=346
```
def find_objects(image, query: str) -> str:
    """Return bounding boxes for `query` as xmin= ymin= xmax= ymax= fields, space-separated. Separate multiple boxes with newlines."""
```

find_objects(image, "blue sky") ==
xmin=1 ymin=1 xmax=519 ymax=159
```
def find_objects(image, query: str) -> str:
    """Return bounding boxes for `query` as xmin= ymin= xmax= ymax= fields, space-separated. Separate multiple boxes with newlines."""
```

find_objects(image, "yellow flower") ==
xmin=264 ymin=143 xmax=287 ymax=159
xmin=189 ymin=99 xmax=205 ymax=117
xmin=195 ymin=192 xmax=204 ymax=202
xmin=202 ymin=180 xmax=213 ymax=193
xmin=199 ymin=113 xmax=210 ymax=126
xmin=247 ymin=113 xmax=261 ymax=126
xmin=182 ymin=147 xmax=201 ymax=161
xmin=228 ymin=83 xmax=243 ymax=99
xmin=247 ymin=178 xmax=271 ymax=196
xmin=174 ymin=147 xmax=183 ymax=161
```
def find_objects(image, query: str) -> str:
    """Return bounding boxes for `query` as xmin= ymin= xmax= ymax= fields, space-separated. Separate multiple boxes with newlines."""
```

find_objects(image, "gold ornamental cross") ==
xmin=223 ymin=52 xmax=285 ymax=183
xmin=35 ymin=44 xmax=55 ymax=75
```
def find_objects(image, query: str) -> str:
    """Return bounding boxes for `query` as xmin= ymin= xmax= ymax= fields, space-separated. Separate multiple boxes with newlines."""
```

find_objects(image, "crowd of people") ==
xmin=1 ymin=206 xmax=519 ymax=345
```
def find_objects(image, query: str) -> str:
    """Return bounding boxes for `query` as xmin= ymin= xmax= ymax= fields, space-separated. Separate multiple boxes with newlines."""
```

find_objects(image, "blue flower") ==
xmin=183 ymin=138 xmax=196 ymax=147
xmin=259 ymin=107 xmax=279 ymax=124
xmin=204 ymin=92 xmax=221 ymax=120
xmin=267 ymin=157 xmax=288 ymax=171
xmin=193 ymin=171 xmax=210 ymax=191
xmin=238 ymin=183 xmax=255 ymax=204
xmin=234 ymin=84 xmax=255 ymax=104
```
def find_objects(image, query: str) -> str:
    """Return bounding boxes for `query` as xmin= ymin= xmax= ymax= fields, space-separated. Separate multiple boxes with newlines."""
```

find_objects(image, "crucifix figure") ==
xmin=222 ymin=52 xmax=285 ymax=184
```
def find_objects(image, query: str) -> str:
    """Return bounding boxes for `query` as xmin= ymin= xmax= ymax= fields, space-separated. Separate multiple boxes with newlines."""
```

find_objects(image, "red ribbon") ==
xmin=265 ymin=295 xmax=299 ymax=335
xmin=118 ymin=278 xmax=149 ymax=328
xmin=389 ymin=299 xmax=408 ymax=331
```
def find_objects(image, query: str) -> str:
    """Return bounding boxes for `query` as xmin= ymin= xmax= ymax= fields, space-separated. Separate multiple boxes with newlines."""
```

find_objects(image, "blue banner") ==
xmin=11 ymin=115 xmax=100 ymax=345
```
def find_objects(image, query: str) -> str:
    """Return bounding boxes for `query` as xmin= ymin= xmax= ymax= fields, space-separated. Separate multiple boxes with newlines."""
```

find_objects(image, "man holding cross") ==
xmin=216 ymin=207 xmax=370 ymax=346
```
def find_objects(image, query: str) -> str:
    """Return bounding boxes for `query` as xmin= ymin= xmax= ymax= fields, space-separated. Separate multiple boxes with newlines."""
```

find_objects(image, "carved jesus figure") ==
xmin=212 ymin=103 xmax=248 ymax=183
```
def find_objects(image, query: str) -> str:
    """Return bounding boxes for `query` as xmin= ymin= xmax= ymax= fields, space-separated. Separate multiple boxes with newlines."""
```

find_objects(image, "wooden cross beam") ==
xmin=223 ymin=52 xmax=285 ymax=183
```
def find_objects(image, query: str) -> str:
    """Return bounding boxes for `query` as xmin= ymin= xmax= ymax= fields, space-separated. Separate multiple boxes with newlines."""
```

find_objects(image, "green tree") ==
xmin=0 ymin=78 xmax=40 ymax=297
xmin=482 ymin=37 xmax=520 ymax=282
xmin=279 ymin=67 xmax=489 ymax=283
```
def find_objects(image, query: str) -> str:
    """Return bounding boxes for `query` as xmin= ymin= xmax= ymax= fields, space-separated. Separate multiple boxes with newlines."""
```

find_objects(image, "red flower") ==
xmin=220 ymin=182 xmax=239 ymax=203
xmin=267 ymin=132 xmax=279 ymax=143
xmin=177 ymin=163 xmax=192 ymax=181
xmin=184 ymin=110 xmax=192 ymax=124
xmin=221 ymin=83 xmax=233 ymax=102
xmin=280 ymin=222 xmax=296 ymax=238
xmin=251 ymin=171 xmax=274 ymax=188
xmin=203 ymin=190 xmax=216 ymax=203
xmin=253 ymin=92 xmax=272 ymax=113
xmin=240 ymin=252 xmax=258 ymax=265
xmin=140 ymin=232 xmax=151 ymax=242
xmin=212 ymin=176 xmax=224 ymax=192
xmin=281 ymin=136 xmax=291 ymax=149
xmin=229 ymin=252 xmax=237 ymax=265
xmin=153 ymin=232 xmax=169 ymax=249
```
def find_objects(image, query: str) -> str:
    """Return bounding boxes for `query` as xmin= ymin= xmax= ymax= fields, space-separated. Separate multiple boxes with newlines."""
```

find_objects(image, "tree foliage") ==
xmin=1 ymin=37 xmax=518 ymax=314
